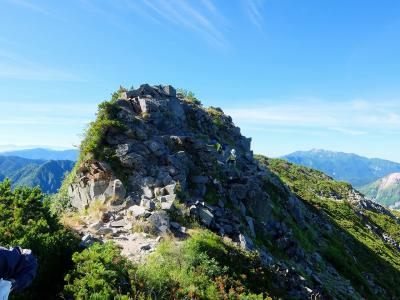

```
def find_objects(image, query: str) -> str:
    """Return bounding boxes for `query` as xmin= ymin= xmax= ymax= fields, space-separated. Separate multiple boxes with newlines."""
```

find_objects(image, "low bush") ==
xmin=177 ymin=88 xmax=202 ymax=105
xmin=64 ymin=230 xmax=273 ymax=299
xmin=0 ymin=179 xmax=80 ymax=300
xmin=64 ymin=242 xmax=133 ymax=300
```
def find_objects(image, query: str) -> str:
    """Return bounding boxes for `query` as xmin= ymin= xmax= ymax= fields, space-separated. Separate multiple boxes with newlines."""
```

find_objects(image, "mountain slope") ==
xmin=359 ymin=173 xmax=400 ymax=209
xmin=60 ymin=84 xmax=400 ymax=299
xmin=283 ymin=149 xmax=400 ymax=187
xmin=0 ymin=148 xmax=78 ymax=161
xmin=0 ymin=156 xmax=75 ymax=193
xmin=0 ymin=155 xmax=44 ymax=173
xmin=259 ymin=156 xmax=400 ymax=299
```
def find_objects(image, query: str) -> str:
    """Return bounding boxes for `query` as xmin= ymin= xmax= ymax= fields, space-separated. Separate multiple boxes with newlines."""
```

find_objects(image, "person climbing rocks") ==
xmin=226 ymin=149 xmax=237 ymax=167
xmin=0 ymin=246 xmax=38 ymax=299
xmin=214 ymin=141 xmax=223 ymax=154
xmin=226 ymin=149 xmax=239 ymax=180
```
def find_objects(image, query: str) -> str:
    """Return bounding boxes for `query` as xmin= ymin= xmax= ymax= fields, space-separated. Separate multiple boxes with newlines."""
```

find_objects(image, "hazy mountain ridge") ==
xmin=0 ymin=155 xmax=75 ymax=193
xmin=360 ymin=173 xmax=400 ymax=209
xmin=283 ymin=149 xmax=400 ymax=187
xmin=0 ymin=148 xmax=79 ymax=161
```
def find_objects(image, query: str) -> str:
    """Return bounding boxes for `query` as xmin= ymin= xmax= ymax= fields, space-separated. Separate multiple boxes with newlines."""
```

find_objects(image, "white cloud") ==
xmin=226 ymin=98 xmax=400 ymax=135
xmin=244 ymin=0 xmax=265 ymax=29
xmin=328 ymin=127 xmax=367 ymax=136
xmin=81 ymin=0 xmax=229 ymax=49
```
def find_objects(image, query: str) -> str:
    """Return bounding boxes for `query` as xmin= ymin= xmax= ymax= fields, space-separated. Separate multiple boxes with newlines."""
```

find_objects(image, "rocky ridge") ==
xmin=65 ymin=84 xmax=400 ymax=299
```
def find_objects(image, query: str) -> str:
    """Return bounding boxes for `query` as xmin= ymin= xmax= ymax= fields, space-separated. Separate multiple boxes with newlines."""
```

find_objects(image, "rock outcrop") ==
xmin=65 ymin=84 xmax=400 ymax=299
xmin=68 ymin=84 xmax=266 ymax=247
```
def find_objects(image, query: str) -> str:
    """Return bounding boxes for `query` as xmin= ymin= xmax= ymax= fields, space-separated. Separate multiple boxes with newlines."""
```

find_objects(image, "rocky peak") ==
xmin=68 ymin=84 xmax=264 ymax=244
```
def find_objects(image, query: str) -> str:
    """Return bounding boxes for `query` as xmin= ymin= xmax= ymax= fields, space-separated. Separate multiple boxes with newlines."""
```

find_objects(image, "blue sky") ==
xmin=1 ymin=0 xmax=400 ymax=162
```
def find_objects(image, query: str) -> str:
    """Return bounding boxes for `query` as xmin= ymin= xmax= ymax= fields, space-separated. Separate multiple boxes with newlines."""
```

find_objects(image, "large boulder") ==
xmin=148 ymin=211 xmax=170 ymax=234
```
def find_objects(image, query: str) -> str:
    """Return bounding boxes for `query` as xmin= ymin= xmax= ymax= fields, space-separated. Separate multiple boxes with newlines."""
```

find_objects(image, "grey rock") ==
xmin=111 ymin=219 xmax=126 ymax=228
xmin=128 ymin=205 xmax=147 ymax=218
xmin=163 ymin=85 xmax=176 ymax=97
xmin=239 ymin=201 xmax=247 ymax=216
xmin=142 ymin=185 xmax=154 ymax=199
xmin=148 ymin=211 xmax=170 ymax=234
xmin=191 ymin=175 xmax=209 ymax=184
xmin=89 ymin=221 xmax=103 ymax=231
xmin=141 ymin=198 xmax=156 ymax=211
xmin=197 ymin=207 xmax=214 ymax=227
xmin=80 ymin=234 xmax=99 ymax=247
xmin=259 ymin=250 xmax=274 ymax=266
xmin=140 ymin=243 xmax=151 ymax=251
xmin=145 ymin=140 xmax=164 ymax=156
xmin=97 ymin=227 xmax=113 ymax=235
xmin=115 ymin=99 xmax=135 ymax=114
xmin=158 ymin=194 xmax=176 ymax=202
xmin=170 ymin=222 xmax=180 ymax=230
xmin=164 ymin=183 xmax=176 ymax=195
xmin=222 ymin=224 xmax=233 ymax=234
xmin=239 ymin=234 xmax=255 ymax=251
xmin=115 ymin=143 xmax=131 ymax=157
xmin=161 ymin=201 xmax=174 ymax=211
xmin=170 ymin=221 xmax=186 ymax=234
xmin=230 ymin=184 xmax=247 ymax=200
xmin=246 ymin=216 xmax=256 ymax=237
xmin=107 ymin=179 xmax=126 ymax=204
xmin=120 ymin=152 xmax=145 ymax=168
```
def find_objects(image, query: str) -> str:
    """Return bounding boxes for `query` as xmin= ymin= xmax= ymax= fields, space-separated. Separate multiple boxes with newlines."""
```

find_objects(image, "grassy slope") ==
xmin=257 ymin=156 xmax=400 ymax=299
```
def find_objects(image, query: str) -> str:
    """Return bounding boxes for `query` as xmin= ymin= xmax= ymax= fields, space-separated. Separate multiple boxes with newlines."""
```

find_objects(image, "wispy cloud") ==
xmin=80 ymin=0 xmax=229 ymax=49
xmin=244 ymin=0 xmax=265 ymax=29
xmin=141 ymin=0 xmax=229 ymax=49
xmin=226 ymin=98 xmax=400 ymax=135
xmin=6 ymin=0 xmax=65 ymax=21
xmin=329 ymin=127 xmax=367 ymax=136
xmin=0 ymin=49 xmax=81 ymax=81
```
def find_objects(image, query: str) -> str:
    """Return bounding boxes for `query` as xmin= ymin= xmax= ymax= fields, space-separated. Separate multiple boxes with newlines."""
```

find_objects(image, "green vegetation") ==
xmin=206 ymin=106 xmax=224 ymax=128
xmin=259 ymin=156 xmax=400 ymax=299
xmin=177 ymin=88 xmax=202 ymax=105
xmin=80 ymin=100 xmax=125 ymax=159
xmin=64 ymin=242 xmax=133 ymax=299
xmin=0 ymin=179 xmax=80 ymax=300
xmin=64 ymin=230 xmax=274 ymax=300
xmin=60 ymin=89 xmax=129 ymax=194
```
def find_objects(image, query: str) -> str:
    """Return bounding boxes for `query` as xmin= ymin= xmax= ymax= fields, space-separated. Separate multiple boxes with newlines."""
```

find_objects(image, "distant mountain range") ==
xmin=0 ymin=148 xmax=79 ymax=161
xmin=0 ymin=156 xmax=75 ymax=194
xmin=359 ymin=173 xmax=400 ymax=209
xmin=282 ymin=149 xmax=400 ymax=187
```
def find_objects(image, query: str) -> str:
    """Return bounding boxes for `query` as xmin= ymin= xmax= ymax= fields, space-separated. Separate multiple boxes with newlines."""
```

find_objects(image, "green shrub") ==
xmin=64 ymin=242 xmax=133 ymax=300
xmin=177 ymin=88 xmax=202 ymax=105
xmin=0 ymin=179 xmax=80 ymax=300
xmin=135 ymin=230 xmax=271 ymax=299
xmin=61 ymin=89 xmax=128 ymax=195
xmin=63 ymin=230 xmax=273 ymax=299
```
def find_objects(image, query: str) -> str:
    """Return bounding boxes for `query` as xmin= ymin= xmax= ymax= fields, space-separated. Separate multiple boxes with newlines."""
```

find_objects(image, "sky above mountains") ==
xmin=1 ymin=0 xmax=400 ymax=162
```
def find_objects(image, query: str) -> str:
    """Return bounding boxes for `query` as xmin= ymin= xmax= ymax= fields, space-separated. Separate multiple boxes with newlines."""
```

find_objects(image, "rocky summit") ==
xmin=64 ymin=84 xmax=400 ymax=299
